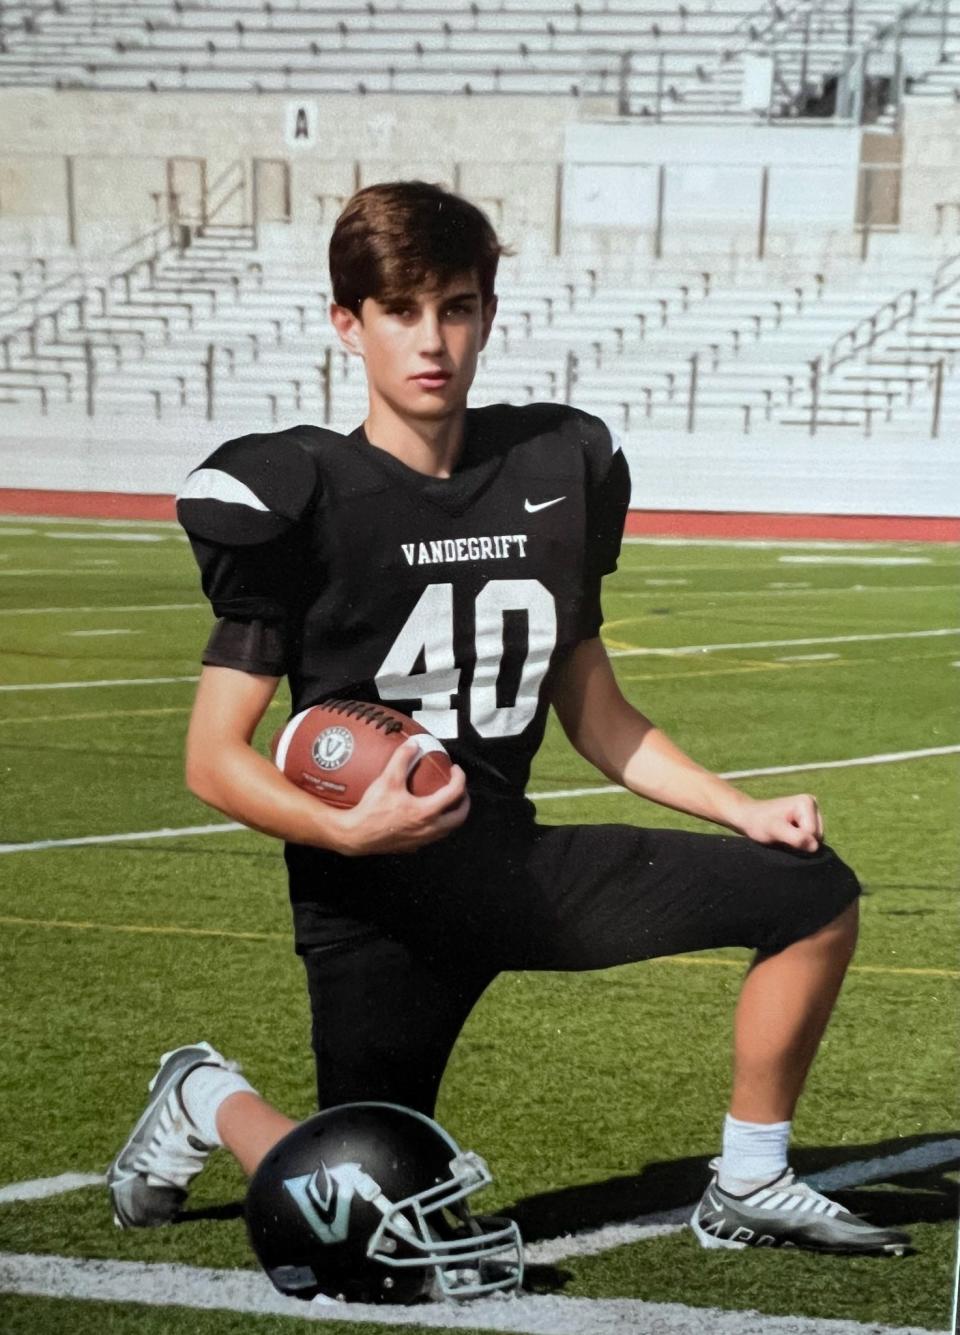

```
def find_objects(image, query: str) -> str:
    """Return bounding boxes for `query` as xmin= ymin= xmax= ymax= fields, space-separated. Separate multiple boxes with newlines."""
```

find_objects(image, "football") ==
xmin=271 ymin=698 xmax=452 ymax=808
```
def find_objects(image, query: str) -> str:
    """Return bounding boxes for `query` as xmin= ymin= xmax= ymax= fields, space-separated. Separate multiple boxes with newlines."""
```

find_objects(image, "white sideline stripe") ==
xmin=622 ymin=538 xmax=904 ymax=550
xmin=66 ymin=629 xmax=139 ymax=638
xmin=0 ymin=676 xmax=199 ymax=693
xmin=526 ymin=1137 xmax=960 ymax=1267
xmin=619 ymin=584 xmax=954 ymax=599
xmin=0 ymin=602 xmax=205 ymax=617
xmin=46 ymin=531 xmax=165 ymax=543
xmin=1 ymin=746 xmax=957 ymax=855
xmin=778 ymin=555 xmax=931 ymax=566
xmin=0 ymin=1253 xmax=938 ymax=1335
xmin=0 ymin=515 xmax=177 ymax=529
xmin=0 ymin=1173 xmax=103 ymax=1204
xmin=608 ymin=628 xmax=960 ymax=657
xmin=777 ymin=653 xmax=840 ymax=662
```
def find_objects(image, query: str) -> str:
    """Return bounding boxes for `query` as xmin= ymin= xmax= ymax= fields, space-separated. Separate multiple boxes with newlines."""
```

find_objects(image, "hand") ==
xmin=330 ymin=739 xmax=470 ymax=856
xmin=733 ymin=793 xmax=823 ymax=853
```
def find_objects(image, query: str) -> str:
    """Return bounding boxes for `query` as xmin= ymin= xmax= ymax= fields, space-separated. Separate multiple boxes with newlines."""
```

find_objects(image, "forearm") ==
xmin=554 ymin=638 xmax=750 ymax=832
xmin=187 ymin=738 xmax=351 ymax=851
xmin=616 ymin=722 xmax=750 ymax=831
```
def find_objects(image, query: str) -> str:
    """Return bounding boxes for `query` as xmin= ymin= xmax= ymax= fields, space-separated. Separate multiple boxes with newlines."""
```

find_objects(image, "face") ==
xmin=330 ymin=272 xmax=497 ymax=423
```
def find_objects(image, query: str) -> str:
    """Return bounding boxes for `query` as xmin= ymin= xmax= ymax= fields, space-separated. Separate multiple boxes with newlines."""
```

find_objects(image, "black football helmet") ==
xmin=246 ymin=1102 xmax=523 ymax=1304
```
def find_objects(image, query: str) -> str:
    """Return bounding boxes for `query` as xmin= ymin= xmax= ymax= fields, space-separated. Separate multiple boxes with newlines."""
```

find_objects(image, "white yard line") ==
xmin=0 ymin=1252 xmax=942 ymax=1335
xmin=0 ymin=1173 xmax=103 ymax=1204
xmin=0 ymin=821 xmax=244 ymax=855
xmin=778 ymin=555 xmax=931 ymax=566
xmin=0 ymin=602 xmax=205 ymax=617
xmin=622 ymin=538 xmax=912 ymax=550
xmin=0 ymin=675 xmax=200 ymax=693
xmin=618 ymin=584 xmax=953 ymax=599
xmin=1 ymin=746 xmax=956 ymax=855
xmin=66 ymin=629 xmax=139 ymax=638
xmin=0 ymin=569 xmax=95 ymax=578
xmin=607 ymin=628 xmax=960 ymax=657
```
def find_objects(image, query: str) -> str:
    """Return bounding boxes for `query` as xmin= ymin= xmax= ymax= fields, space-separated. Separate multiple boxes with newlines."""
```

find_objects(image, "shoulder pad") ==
xmin=176 ymin=430 xmax=320 ymax=546
xmin=566 ymin=407 xmax=623 ymax=478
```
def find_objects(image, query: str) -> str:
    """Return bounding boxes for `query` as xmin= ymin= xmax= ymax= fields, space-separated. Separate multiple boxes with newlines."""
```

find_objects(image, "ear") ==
xmin=329 ymin=302 xmax=365 ymax=357
xmin=479 ymin=294 xmax=498 ymax=351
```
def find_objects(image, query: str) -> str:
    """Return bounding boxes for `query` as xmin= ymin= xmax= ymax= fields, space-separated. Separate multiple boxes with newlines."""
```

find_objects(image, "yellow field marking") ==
xmin=653 ymin=954 xmax=959 ymax=980
xmin=1 ymin=914 xmax=955 ymax=978
xmin=620 ymin=659 xmax=848 ymax=684
xmin=0 ymin=914 xmax=286 ymax=943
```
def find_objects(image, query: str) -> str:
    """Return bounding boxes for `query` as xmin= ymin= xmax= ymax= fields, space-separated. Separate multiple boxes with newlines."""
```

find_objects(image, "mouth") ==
xmin=411 ymin=371 xmax=453 ymax=390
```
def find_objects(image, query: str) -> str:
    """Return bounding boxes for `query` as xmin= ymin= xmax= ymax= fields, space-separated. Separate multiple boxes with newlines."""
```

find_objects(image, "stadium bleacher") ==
xmin=0 ymin=0 xmax=957 ymax=463
xmin=3 ymin=0 xmax=957 ymax=121
xmin=1 ymin=225 xmax=954 ymax=441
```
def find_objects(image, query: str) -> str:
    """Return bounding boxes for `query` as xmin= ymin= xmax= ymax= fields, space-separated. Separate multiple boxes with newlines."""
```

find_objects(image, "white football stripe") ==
xmin=177 ymin=468 xmax=270 ymax=512
xmin=410 ymin=734 xmax=449 ymax=758
xmin=273 ymin=709 xmax=311 ymax=774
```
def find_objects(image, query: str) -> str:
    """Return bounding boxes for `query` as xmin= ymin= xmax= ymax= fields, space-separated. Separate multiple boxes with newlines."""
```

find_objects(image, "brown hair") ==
xmin=329 ymin=180 xmax=507 ymax=315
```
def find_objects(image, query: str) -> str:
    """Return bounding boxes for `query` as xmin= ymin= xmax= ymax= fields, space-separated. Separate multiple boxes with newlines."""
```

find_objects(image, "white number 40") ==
xmin=374 ymin=579 xmax=557 ymax=740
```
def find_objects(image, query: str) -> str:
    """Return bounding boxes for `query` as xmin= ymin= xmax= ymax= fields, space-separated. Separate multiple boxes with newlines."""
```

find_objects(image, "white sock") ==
xmin=180 ymin=1063 xmax=255 ymax=1147
xmin=718 ymin=1113 xmax=791 ymax=1194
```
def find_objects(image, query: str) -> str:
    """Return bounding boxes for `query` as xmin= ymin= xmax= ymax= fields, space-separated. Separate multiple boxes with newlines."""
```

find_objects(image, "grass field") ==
xmin=0 ymin=515 xmax=957 ymax=1335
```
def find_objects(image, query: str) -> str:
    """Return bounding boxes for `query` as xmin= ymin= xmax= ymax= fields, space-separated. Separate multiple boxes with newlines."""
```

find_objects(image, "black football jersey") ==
xmin=178 ymin=402 xmax=630 ymax=814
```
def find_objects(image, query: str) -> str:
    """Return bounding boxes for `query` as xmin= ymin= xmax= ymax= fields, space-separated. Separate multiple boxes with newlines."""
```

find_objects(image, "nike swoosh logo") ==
xmin=524 ymin=496 xmax=566 ymax=513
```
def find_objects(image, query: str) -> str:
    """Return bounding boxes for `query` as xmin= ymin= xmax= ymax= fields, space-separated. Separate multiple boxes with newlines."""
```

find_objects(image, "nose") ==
xmin=418 ymin=307 xmax=444 ymax=354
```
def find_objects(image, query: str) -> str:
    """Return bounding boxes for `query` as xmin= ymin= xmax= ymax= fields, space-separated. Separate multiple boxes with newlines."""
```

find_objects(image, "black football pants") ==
xmin=299 ymin=816 xmax=861 ymax=1117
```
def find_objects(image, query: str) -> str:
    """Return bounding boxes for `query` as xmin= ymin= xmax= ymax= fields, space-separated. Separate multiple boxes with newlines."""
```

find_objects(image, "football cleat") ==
xmin=691 ymin=1159 xmax=911 ymax=1255
xmin=107 ymin=1041 xmax=236 ymax=1229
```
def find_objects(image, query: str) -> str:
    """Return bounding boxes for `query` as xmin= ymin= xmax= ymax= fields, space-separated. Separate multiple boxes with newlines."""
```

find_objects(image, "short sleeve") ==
xmin=176 ymin=431 xmax=320 ymax=676
xmin=576 ymin=413 xmax=631 ymax=640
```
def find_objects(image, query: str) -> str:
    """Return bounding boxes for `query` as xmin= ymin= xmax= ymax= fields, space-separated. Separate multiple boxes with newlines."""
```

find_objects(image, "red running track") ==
xmin=0 ymin=488 xmax=958 ymax=541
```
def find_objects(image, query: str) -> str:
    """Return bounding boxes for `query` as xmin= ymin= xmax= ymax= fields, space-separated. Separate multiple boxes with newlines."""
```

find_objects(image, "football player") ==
xmin=110 ymin=181 xmax=909 ymax=1261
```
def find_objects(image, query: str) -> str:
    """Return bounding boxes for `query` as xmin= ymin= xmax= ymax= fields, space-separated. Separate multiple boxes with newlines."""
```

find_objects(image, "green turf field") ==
xmin=0 ymin=516 xmax=957 ymax=1335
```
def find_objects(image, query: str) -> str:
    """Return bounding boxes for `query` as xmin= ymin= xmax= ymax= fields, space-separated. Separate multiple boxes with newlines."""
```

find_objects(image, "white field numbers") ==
xmin=375 ymin=579 xmax=558 ymax=739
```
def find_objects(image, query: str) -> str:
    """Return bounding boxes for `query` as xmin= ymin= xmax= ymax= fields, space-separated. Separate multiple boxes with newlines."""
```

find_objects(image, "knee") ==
xmin=816 ymin=895 xmax=859 ymax=953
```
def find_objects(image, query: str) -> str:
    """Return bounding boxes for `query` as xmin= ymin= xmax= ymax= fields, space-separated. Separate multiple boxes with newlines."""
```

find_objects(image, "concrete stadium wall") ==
xmin=2 ymin=414 xmax=957 ymax=519
xmin=0 ymin=88 xmax=581 ymax=257
xmin=0 ymin=88 xmax=951 ymax=268
xmin=899 ymin=99 xmax=960 ymax=236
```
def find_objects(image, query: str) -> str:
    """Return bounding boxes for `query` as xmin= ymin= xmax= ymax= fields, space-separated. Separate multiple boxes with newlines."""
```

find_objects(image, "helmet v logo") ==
xmin=283 ymin=1162 xmax=367 ymax=1245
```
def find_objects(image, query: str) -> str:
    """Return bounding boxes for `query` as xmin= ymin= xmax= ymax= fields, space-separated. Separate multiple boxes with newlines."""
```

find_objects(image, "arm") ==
xmin=551 ymin=638 xmax=823 ymax=852
xmin=185 ymin=665 xmax=469 ymax=856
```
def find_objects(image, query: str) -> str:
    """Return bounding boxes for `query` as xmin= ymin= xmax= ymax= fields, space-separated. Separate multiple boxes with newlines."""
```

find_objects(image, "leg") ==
xmin=729 ymin=898 xmax=859 ymax=1123
xmin=303 ymin=935 xmax=495 ymax=1116
xmin=521 ymin=823 xmax=907 ymax=1253
xmin=215 ymin=1091 xmax=297 ymax=1177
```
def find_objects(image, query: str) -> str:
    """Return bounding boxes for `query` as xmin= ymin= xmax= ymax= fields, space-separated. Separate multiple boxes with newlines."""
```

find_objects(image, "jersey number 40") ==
xmin=375 ymin=579 xmax=557 ymax=740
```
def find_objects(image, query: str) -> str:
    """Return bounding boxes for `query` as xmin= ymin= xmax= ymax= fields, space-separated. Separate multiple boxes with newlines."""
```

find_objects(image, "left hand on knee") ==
xmin=734 ymin=794 xmax=823 ymax=852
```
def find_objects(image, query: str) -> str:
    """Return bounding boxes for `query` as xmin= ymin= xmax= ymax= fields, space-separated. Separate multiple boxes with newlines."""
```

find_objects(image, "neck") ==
xmin=363 ymin=399 xmax=466 ymax=478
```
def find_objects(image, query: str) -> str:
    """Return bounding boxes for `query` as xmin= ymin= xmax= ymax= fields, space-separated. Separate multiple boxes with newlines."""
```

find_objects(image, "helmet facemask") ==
xmin=366 ymin=1150 xmax=523 ymax=1300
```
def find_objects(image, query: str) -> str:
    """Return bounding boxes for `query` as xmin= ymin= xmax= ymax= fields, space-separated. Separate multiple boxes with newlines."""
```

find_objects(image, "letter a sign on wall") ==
xmin=285 ymin=101 xmax=319 ymax=149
